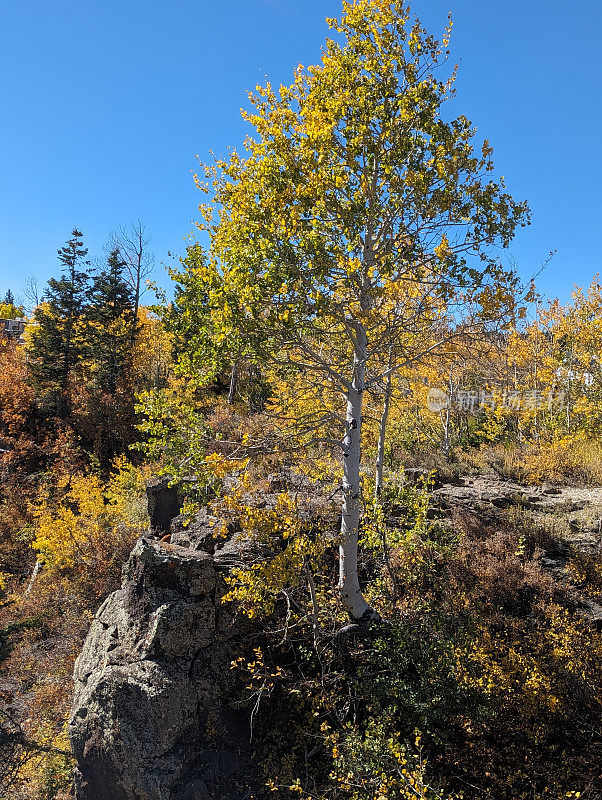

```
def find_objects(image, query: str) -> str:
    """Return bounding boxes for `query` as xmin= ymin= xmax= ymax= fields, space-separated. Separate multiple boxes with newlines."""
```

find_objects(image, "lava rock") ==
xmin=146 ymin=477 xmax=181 ymax=534
xmin=70 ymin=537 xmax=256 ymax=800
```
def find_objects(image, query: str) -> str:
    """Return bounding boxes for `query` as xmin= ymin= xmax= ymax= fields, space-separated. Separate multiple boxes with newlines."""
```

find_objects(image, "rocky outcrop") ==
xmin=69 ymin=536 xmax=257 ymax=800
xmin=70 ymin=468 xmax=337 ymax=800
xmin=432 ymin=473 xmax=602 ymax=534
xmin=432 ymin=473 xmax=602 ymax=629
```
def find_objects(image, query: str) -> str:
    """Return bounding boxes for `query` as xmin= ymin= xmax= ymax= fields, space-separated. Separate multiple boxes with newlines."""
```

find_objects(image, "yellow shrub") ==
xmin=455 ymin=603 xmax=602 ymax=720
xmin=522 ymin=437 xmax=602 ymax=485
xmin=220 ymin=490 xmax=324 ymax=619
xmin=31 ymin=459 xmax=149 ymax=574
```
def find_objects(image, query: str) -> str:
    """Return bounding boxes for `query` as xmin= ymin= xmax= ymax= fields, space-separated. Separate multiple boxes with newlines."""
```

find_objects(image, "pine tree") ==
xmin=0 ymin=290 xmax=23 ymax=320
xmin=87 ymin=248 xmax=135 ymax=394
xmin=28 ymin=229 xmax=90 ymax=393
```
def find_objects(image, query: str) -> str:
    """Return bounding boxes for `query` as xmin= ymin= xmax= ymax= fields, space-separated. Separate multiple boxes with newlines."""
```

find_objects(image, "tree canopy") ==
xmin=173 ymin=0 xmax=530 ymax=618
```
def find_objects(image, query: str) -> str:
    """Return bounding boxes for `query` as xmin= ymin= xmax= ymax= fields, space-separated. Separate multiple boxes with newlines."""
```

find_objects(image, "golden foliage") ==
xmin=31 ymin=458 xmax=149 ymax=574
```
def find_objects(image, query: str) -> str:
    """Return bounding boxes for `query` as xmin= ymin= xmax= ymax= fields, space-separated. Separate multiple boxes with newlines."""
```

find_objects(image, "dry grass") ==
xmin=457 ymin=438 xmax=602 ymax=486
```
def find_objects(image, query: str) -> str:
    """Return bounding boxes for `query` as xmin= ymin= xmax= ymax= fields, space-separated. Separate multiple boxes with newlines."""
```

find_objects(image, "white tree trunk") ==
xmin=339 ymin=324 xmax=373 ymax=621
xmin=375 ymin=370 xmax=392 ymax=498
xmin=443 ymin=370 xmax=453 ymax=461
xmin=25 ymin=560 xmax=41 ymax=595
xmin=228 ymin=362 xmax=238 ymax=405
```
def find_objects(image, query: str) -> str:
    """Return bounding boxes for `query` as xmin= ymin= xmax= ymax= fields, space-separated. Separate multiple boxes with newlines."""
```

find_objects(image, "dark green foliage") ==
xmin=86 ymin=248 xmax=135 ymax=394
xmin=28 ymin=229 xmax=90 ymax=392
xmin=25 ymin=234 xmax=140 ymax=469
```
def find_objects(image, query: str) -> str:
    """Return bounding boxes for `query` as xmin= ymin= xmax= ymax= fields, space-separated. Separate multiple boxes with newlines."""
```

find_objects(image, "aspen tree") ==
xmin=187 ymin=1 xmax=528 ymax=619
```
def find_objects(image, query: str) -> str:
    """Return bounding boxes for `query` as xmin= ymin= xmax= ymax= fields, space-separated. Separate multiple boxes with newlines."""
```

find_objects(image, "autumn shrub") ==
xmin=327 ymin=719 xmax=458 ymax=800
xmin=0 ymin=340 xmax=85 ymax=581
xmin=448 ymin=525 xmax=559 ymax=616
xmin=31 ymin=458 xmax=149 ymax=602
xmin=458 ymin=442 xmax=526 ymax=482
xmin=135 ymin=385 xmax=259 ymax=518
xmin=567 ymin=550 xmax=602 ymax=601
xmin=520 ymin=436 xmax=602 ymax=485
xmin=231 ymin=611 xmax=471 ymax=799
xmin=461 ymin=437 xmax=602 ymax=486
xmin=373 ymin=406 xmax=443 ymax=467
xmin=359 ymin=471 xmax=458 ymax=611
xmin=0 ymin=458 xmax=151 ymax=799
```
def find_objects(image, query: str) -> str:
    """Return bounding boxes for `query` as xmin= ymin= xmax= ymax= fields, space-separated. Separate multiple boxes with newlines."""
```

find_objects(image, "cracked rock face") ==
xmin=69 ymin=537 xmax=255 ymax=800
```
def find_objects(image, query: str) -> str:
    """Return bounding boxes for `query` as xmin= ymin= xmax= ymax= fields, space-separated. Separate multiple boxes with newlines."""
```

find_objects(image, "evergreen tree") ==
xmin=0 ymin=291 xmax=23 ymax=320
xmin=28 ymin=229 xmax=90 ymax=393
xmin=87 ymin=248 xmax=135 ymax=394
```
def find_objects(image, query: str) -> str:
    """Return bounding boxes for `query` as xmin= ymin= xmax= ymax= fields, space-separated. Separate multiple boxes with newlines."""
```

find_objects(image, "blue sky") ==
xmin=1 ymin=0 xmax=600 ymax=304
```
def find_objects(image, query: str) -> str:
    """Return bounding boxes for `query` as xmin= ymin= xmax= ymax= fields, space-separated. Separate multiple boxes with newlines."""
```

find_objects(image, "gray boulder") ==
xmin=69 ymin=537 xmax=256 ymax=800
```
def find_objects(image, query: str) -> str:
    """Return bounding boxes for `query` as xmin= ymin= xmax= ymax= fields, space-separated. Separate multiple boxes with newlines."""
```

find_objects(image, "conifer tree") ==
xmin=87 ymin=248 xmax=135 ymax=394
xmin=29 ymin=229 xmax=90 ymax=393
xmin=0 ymin=295 xmax=23 ymax=319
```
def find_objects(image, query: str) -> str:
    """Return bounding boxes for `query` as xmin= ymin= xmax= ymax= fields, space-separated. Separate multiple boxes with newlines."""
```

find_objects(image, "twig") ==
xmin=279 ymin=589 xmax=292 ymax=645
